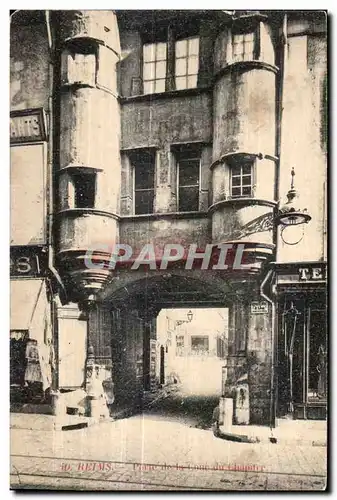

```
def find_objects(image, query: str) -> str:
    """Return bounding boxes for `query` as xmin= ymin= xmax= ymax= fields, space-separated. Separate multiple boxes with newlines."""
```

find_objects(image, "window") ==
xmin=141 ymin=28 xmax=200 ymax=95
xmin=231 ymin=162 xmax=253 ymax=198
xmin=191 ymin=336 xmax=209 ymax=355
xmin=175 ymin=37 xmax=199 ymax=90
xmin=176 ymin=335 xmax=185 ymax=356
xmin=177 ymin=152 xmax=200 ymax=212
xmin=70 ymin=171 xmax=96 ymax=209
xmin=232 ymin=31 xmax=255 ymax=62
xmin=143 ymin=42 xmax=167 ymax=94
xmin=132 ymin=150 xmax=155 ymax=215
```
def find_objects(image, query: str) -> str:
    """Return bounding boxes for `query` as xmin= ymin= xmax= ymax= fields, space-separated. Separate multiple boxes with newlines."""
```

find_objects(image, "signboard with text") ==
xmin=10 ymin=246 xmax=48 ymax=278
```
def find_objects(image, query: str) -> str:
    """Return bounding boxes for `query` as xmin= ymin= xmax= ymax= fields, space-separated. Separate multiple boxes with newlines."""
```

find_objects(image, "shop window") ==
xmin=143 ymin=42 xmax=167 ymax=94
xmin=191 ymin=335 xmax=209 ymax=355
xmin=131 ymin=150 xmax=156 ymax=215
xmin=230 ymin=161 xmax=254 ymax=198
xmin=69 ymin=171 xmax=97 ymax=209
xmin=175 ymin=37 xmax=199 ymax=90
xmin=176 ymin=148 xmax=200 ymax=212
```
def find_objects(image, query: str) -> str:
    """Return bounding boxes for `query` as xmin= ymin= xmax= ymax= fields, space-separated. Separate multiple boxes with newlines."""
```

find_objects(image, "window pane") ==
xmin=178 ymin=186 xmax=199 ymax=212
xmin=188 ymin=55 xmax=198 ymax=75
xmin=156 ymin=42 xmax=167 ymax=61
xmin=73 ymin=173 xmax=96 ymax=209
xmin=175 ymin=76 xmax=187 ymax=90
xmin=242 ymin=164 xmax=252 ymax=175
xmin=187 ymin=75 xmax=198 ymax=89
xmin=231 ymin=187 xmax=241 ymax=197
xmin=135 ymin=162 xmax=155 ymax=189
xmin=244 ymin=32 xmax=254 ymax=42
xmin=175 ymin=57 xmax=186 ymax=76
xmin=143 ymin=43 xmax=155 ymax=62
xmin=143 ymin=62 xmax=155 ymax=80
xmin=242 ymin=186 xmax=251 ymax=196
xmin=232 ymin=176 xmax=241 ymax=187
xmin=242 ymin=175 xmax=252 ymax=186
xmin=143 ymin=80 xmax=155 ymax=94
xmin=135 ymin=190 xmax=154 ymax=215
xmin=179 ymin=159 xmax=199 ymax=186
xmin=232 ymin=165 xmax=241 ymax=176
xmin=188 ymin=37 xmax=199 ymax=56
xmin=156 ymin=60 xmax=166 ymax=79
xmin=155 ymin=79 xmax=165 ymax=93
xmin=176 ymin=39 xmax=187 ymax=58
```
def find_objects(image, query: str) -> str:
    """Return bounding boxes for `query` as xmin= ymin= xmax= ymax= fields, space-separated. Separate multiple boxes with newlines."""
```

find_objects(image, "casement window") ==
xmin=143 ymin=42 xmax=167 ymax=95
xmin=142 ymin=27 xmax=200 ymax=94
xmin=230 ymin=162 xmax=254 ymax=198
xmin=131 ymin=150 xmax=156 ymax=215
xmin=175 ymin=37 xmax=199 ymax=90
xmin=191 ymin=335 xmax=209 ymax=355
xmin=177 ymin=150 xmax=200 ymax=212
xmin=232 ymin=31 xmax=255 ymax=62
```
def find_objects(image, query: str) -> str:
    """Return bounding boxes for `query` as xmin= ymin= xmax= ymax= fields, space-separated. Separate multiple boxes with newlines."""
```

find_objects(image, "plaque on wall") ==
xmin=10 ymin=108 xmax=47 ymax=143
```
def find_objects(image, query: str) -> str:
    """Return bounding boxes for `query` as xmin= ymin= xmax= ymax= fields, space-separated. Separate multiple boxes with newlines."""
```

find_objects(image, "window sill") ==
xmin=208 ymin=197 xmax=277 ymax=213
xmin=119 ymin=86 xmax=212 ymax=104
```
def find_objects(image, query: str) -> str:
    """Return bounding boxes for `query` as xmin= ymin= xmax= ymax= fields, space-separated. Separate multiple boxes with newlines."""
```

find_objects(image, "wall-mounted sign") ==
xmin=250 ymin=301 xmax=269 ymax=314
xmin=10 ymin=108 xmax=47 ymax=143
xmin=299 ymin=265 xmax=327 ymax=282
xmin=10 ymin=246 xmax=48 ymax=278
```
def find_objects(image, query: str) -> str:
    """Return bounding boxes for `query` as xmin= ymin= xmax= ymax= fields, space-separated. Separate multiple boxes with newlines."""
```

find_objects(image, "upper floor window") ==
xmin=143 ymin=42 xmax=167 ymax=95
xmin=175 ymin=37 xmax=199 ymax=90
xmin=131 ymin=150 xmax=156 ymax=214
xmin=71 ymin=171 xmax=96 ymax=209
xmin=232 ymin=31 xmax=255 ymax=62
xmin=230 ymin=162 xmax=253 ymax=198
xmin=141 ymin=28 xmax=200 ymax=95
xmin=177 ymin=151 xmax=200 ymax=212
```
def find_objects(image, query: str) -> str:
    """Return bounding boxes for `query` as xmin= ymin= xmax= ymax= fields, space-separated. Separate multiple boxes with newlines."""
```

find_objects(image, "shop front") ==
xmin=10 ymin=247 xmax=54 ymax=405
xmin=275 ymin=262 xmax=327 ymax=420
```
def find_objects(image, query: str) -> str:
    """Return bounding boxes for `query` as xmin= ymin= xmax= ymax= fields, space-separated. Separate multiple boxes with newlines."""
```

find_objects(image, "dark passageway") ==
xmin=140 ymin=387 xmax=218 ymax=430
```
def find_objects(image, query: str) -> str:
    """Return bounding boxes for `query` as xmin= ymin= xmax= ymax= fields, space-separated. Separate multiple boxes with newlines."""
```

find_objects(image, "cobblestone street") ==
xmin=10 ymin=395 xmax=327 ymax=491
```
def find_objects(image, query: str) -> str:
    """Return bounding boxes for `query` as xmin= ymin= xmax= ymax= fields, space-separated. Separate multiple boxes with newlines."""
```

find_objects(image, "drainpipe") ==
xmin=45 ymin=10 xmax=67 ymax=301
xmin=45 ymin=11 xmax=67 ymax=398
xmin=260 ymin=267 xmax=277 ymax=440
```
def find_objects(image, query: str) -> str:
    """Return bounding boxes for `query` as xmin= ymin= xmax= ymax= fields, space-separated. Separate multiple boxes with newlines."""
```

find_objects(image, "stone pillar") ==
xmin=154 ymin=147 xmax=176 ymax=213
xmin=246 ymin=299 xmax=273 ymax=424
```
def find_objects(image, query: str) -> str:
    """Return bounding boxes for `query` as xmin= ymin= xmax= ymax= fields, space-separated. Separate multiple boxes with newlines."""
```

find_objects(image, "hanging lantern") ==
xmin=275 ymin=168 xmax=311 ymax=227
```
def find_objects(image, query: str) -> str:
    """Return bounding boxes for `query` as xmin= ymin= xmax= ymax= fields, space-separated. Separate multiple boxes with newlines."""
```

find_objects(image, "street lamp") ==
xmin=274 ymin=168 xmax=311 ymax=246
xmin=275 ymin=168 xmax=311 ymax=227
xmin=175 ymin=310 xmax=193 ymax=326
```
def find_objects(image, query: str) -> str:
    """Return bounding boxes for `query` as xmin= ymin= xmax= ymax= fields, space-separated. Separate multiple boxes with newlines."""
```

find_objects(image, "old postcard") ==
xmin=10 ymin=9 xmax=327 ymax=491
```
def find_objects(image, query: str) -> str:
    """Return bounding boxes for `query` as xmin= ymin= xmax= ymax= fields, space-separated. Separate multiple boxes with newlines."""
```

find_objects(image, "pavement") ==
xmin=10 ymin=412 xmax=328 ymax=491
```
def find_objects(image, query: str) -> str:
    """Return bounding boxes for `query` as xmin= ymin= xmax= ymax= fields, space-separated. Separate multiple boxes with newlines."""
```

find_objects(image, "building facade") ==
xmin=10 ymin=10 xmax=327 ymax=423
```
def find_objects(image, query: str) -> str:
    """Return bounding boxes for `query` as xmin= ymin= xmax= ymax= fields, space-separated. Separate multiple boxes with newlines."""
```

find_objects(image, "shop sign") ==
xmin=299 ymin=265 xmax=327 ymax=281
xmin=10 ymin=108 xmax=47 ymax=143
xmin=250 ymin=301 xmax=269 ymax=314
xmin=10 ymin=246 xmax=48 ymax=277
